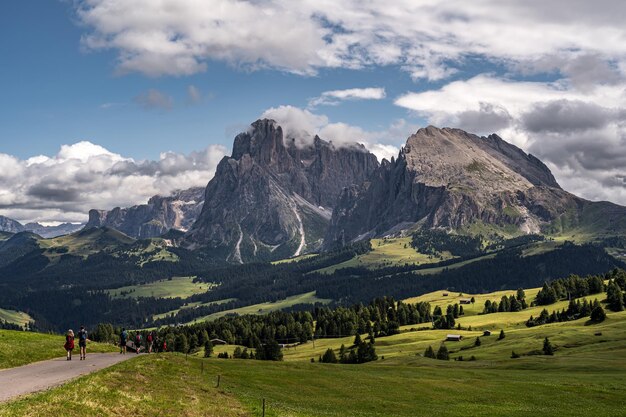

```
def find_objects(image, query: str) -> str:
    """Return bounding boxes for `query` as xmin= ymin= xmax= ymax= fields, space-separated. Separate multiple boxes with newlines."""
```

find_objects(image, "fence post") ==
xmin=262 ymin=398 xmax=266 ymax=417
xmin=217 ymin=374 xmax=221 ymax=388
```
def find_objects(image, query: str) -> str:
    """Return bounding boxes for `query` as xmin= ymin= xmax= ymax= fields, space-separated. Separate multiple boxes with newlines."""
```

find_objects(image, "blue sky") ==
xmin=0 ymin=1 xmax=424 ymax=160
xmin=0 ymin=0 xmax=625 ymax=223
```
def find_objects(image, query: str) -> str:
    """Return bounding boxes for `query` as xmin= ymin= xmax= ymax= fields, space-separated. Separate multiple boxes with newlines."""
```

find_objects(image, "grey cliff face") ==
xmin=186 ymin=119 xmax=379 ymax=262
xmin=324 ymin=126 xmax=623 ymax=248
xmin=86 ymin=187 xmax=205 ymax=239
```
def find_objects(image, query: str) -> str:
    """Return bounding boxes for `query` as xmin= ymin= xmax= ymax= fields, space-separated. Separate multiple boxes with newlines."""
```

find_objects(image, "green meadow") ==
xmin=106 ymin=276 xmax=213 ymax=299
xmin=2 ymin=285 xmax=626 ymax=416
xmin=0 ymin=308 xmax=31 ymax=328
xmin=187 ymin=291 xmax=331 ymax=324
xmin=316 ymin=237 xmax=454 ymax=273
xmin=0 ymin=329 xmax=116 ymax=369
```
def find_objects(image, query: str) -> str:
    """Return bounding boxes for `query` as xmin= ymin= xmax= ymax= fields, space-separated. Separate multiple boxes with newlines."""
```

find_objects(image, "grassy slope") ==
xmin=188 ymin=292 xmax=331 ymax=324
xmin=106 ymin=276 xmax=214 ymax=299
xmin=317 ymin=237 xmax=455 ymax=274
xmin=0 ymin=330 xmax=117 ymax=369
xmin=0 ymin=308 xmax=32 ymax=327
xmin=153 ymin=298 xmax=236 ymax=321
xmin=0 ymin=355 xmax=249 ymax=417
xmin=3 ymin=287 xmax=626 ymax=416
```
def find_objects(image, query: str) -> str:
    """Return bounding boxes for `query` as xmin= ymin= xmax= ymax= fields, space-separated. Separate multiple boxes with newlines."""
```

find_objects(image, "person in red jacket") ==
xmin=64 ymin=329 xmax=75 ymax=361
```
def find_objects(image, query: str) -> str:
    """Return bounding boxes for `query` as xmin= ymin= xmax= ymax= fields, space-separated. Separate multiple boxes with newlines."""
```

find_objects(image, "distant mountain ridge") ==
xmin=0 ymin=215 xmax=83 ymax=238
xmin=86 ymin=187 xmax=205 ymax=239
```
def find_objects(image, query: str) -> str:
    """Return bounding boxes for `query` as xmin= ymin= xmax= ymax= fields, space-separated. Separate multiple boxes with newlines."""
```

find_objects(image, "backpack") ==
xmin=121 ymin=330 xmax=128 ymax=342
xmin=79 ymin=330 xmax=87 ymax=341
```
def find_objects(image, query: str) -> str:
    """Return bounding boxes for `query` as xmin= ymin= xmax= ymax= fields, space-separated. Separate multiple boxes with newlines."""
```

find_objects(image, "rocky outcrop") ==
xmin=86 ymin=187 xmax=205 ymax=239
xmin=186 ymin=119 xmax=379 ymax=261
xmin=324 ymin=126 xmax=625 ymax=247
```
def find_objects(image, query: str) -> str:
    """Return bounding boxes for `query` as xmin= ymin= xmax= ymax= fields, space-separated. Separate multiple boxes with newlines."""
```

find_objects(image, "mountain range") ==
xmin=0 ymin=216 xmax=83 ymax=238
xmin=2 ymin=120 xmax=625 ymax=261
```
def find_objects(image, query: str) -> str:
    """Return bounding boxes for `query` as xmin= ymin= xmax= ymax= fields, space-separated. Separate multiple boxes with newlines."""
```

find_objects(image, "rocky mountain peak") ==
xmin=324 ymin=126 xmax=577 ymax=248
xmin=186 ymin=119 xmax=379 ymax=261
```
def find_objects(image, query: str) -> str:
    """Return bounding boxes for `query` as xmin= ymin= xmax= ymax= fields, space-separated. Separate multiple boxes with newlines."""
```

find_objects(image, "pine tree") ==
xmin=321 ymin=348 xmax=338 ymax=363
xmin=233 ymin=346 xmax=243 ymax=359
xmin=543 ymin=337 xmax=554 ymax=355
xmin=498 ymin=330 xmax=505 ymax=340
xmin=203 ymin=339 xmax=213 ymax=358
xmin=175 ymin=333 xmax=189 ymax=353
xmin=339 ymin=344 xmax=347 ymax=363
xmin=474 ymin=337 xmax=481 ymax=347
xmin=424 ymin=345 xmax=436 ymax=359
xmin=436 ymin=344 xmax=449 ymax=360
xmin=353 ymin=333 xmax=362 ymax=347
xmin=607 ymin=281 xmax=625 ymax=312
xmin=590 ymin=304 xmax=606 ymax=322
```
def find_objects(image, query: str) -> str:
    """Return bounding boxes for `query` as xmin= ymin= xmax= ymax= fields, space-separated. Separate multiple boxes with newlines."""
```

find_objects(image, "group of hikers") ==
xmin=63 ymin=326 xmax=89 ymax=361
xmin=64 ymin=327 xmax=167 ymax=360
xmin=118 ymin=328 xmax=166 ymax=355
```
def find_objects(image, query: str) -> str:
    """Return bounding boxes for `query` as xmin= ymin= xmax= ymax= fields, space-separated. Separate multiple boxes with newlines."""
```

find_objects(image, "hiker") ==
xmin=135 ymin=333 xmax=142 ymax=354
xmin=153 ymin=335 xmax=160 ymax=353
xmin=120 ymin=328 xmax=128 ymax=354
xmin=162 ymin=339 xmax=167 ymax=352
xmin=147 ymin=331 xmax=154 ymax=353
xmin=64 ymin=329 xmax=75 ymax=361
xmin=77 ymin=325 xmax=88 ymax=360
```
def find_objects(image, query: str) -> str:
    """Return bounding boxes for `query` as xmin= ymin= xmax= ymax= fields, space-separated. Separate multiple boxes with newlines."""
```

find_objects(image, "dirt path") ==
xmin=0 ymin=353 xmax=135 ymax=402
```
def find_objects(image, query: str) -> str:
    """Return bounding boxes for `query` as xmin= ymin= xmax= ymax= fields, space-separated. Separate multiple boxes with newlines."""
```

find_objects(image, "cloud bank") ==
xmin=0 ymin=142 xmax=227 ymax=224
xmin=261 ymin=105 xmax=415 ymax=162
xmin=308 ymin=87 xmax=386 ymax=107
xmin=75 ymin=1 xmax=626 ymax=81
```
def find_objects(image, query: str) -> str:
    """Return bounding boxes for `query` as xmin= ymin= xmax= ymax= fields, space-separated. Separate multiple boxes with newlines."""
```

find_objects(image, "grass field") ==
xmin=0 ymin=355 xmax=248 ymax=417
xmin=188 ymin=292 xmax=331 ymax=324
xmin=106 ymin=276 xmax=214 ymax=299
xmin=272 ymin=254 xmax=318 ymax=265
xmin=153 ymin=298 xmax=236 ymax=321
xmin=0 ymin=330 xmax=117 ymax=369
xmin=316 ymin=237 xmax=455 ymax=274
xmin=3 ymin=285 xmax=626 ymax=416
xmin=3 ymin=337 xmax=626 ymax=417
xmin=0 ymin=308 xmax=32 ymax=328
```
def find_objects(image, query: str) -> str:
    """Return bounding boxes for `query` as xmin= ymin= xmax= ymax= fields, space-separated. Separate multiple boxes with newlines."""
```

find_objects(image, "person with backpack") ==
xmin=120 ymin=328 xmax=128 ymax=354
xmin=134 ymin=333 xmax=142 ymax=354
xmin=64 ymin=329 xmax=75 ymax=361
xmin=152 ymin=335 xmax=160 ymax=353
xmin=77 ymin=325 xmax=89 ymax=360
xmin=147 ymin=331 xmax=154 ymax=353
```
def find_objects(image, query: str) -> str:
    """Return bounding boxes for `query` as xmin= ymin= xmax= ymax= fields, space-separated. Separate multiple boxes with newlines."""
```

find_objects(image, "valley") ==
xmin=2 ymin=280 xmax=626 ymax=416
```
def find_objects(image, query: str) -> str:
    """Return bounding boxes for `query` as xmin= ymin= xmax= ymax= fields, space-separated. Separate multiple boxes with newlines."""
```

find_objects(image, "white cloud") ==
xmin=134 ymin=88 xmax=173 ymax=110
xmin=261 ymin=105 xmax=415 ymax=162
xmin=0 ymin=142 xmax=227 ymax=224
xmin=308 ymin=87 xmax=386 ymax=107
xmin=186 ymin=85 xmax=202 ymax=104
xmin=394 ymin=75 xmax=626 ymax=205
xmin=75 ymin=1 xmax=626 ymax=82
